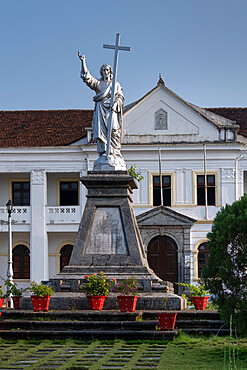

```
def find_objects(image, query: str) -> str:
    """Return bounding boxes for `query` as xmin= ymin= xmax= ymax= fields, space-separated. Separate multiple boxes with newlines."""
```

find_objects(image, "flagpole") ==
xmin=203 ymin=144 xmax=208 ymax=220
xmin=159 ymin=148 xmax=163 ymax=206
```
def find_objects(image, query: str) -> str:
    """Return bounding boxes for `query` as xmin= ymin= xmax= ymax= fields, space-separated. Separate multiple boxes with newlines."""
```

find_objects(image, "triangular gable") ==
xmin=123 ymin=84 xmax=238 ymax=144
xmin=136 ymin=206 xmax=196 ymax=227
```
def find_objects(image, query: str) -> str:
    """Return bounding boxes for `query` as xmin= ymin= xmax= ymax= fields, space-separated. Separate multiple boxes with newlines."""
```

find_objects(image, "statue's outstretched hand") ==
xmin=78 ymin=51 xmax=85 ymax=61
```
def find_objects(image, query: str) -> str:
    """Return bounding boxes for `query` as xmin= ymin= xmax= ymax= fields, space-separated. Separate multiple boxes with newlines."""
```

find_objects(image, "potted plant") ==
xmin=177 ymin=282 xmax=210 ymax=310
xmin=115 ymin=277 xmax=138 ymax=312
xmin=4 ymin=280 xmax=28 ymax=309
xmin=0 ymin=285 xmax=9 ymax=309
xmin=82 ymin=272 xmax=115 ymax=311
xmin=29 ymin=281 xmax=53 ymax=312
xmin=156 ymin=297 xmax=177 ymax=330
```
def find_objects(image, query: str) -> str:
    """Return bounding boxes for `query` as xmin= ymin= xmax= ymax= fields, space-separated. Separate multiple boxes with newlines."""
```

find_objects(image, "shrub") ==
xmin=82 ymin=272 xmax=116 ymax=296
xmin=29 ymin=282 xmax=53 ymax=297
xmin=115 ymin=277 xmax=138 ymax=296
xmin=176 ymin=282 xmax=210 ymax=297
xmin=4 ymin=280 xmax=28 ymax=296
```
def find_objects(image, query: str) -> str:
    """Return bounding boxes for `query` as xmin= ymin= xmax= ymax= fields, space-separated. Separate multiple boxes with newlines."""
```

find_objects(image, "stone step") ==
xmin=176 ymin=319 xmax=226 ymax=329
xmin=0 ymin=329 xmax=178 ymax=341
xmin=143 ymin=310 xmax=221 ymax=321
xmin=0 ymin=318 xmax=228 ymax=333
xmin=180 ymin=328 xmax=232 ymax=336
xmin=1 ymin=309 xmax=221 ymax=322
xmin=0 ymin=309 xmax=140 ymax=321
xmin=16 ymin=293 xmax=186 ymax=311
xmin=0 ymin=309 xmax=232 ymax=339
xmin=0 ymin=319 xmax=158 ymax=331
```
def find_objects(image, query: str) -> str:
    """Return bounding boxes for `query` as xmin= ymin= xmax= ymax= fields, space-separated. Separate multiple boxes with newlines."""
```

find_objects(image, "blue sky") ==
xmin=1 ymin=0 xmax=247 ymax=110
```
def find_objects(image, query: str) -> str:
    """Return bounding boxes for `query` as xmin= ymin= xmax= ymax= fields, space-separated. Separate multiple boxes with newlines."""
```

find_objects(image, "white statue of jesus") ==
xmin=78 ymin=52 xmax=124 ymax=159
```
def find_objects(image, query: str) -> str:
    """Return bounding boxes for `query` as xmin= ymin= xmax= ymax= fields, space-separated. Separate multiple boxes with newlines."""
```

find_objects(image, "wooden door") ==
xmin=147 ymin=235 xmax=178 ymax=286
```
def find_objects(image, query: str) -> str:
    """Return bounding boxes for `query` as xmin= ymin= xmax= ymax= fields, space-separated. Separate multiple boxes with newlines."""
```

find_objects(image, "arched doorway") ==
xmin=147 ymin=235 xmax=178 ymax=287
xmin=198 ymin=242 xmax=210 ymax=278
xmin=13 ymin=245 xmax=30 ymax=279
xmin=60 ymin=244 xmax=73 ymax=272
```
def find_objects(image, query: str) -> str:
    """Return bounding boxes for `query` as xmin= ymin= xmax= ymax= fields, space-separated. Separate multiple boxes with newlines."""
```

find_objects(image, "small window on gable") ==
xmin=13 ymin=245 xmax=30 ymax=279
xmin=60 ymin=181 xmax=79 ymax=206
xmin=155 ymin=109 xmax=168 ymax=130
xmin=153 ymin=175 xmax=171 ymax=206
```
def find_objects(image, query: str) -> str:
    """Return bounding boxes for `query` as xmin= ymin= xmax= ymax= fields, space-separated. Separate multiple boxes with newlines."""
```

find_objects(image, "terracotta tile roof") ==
xmin=206 ymin=108 xmax=247 ymax=138
xmin=0 ymin=110 xmax=93 ymax=147
xmin=1 ymin=107 xmax=247 ymax=148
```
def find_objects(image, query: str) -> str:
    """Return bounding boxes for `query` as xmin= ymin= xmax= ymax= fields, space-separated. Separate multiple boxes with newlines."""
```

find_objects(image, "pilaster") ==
xmin=30 ymin=170 xmax=48 ymax=282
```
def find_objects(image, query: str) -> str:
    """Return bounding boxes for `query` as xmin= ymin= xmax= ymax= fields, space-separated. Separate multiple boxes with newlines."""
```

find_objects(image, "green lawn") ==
xmin=0 ymin=334 xmax=246 ymax=369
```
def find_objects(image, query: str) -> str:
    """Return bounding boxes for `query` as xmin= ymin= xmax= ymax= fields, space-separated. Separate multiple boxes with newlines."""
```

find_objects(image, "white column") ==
xmin=80 ymin=169 xmax=87 ymax=215
xmin=30 ymin=170 xmax=48 ymax=282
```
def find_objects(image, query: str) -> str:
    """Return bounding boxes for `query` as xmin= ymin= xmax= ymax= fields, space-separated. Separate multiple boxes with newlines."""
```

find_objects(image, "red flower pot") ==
xmin=191 ymin=296 xmax=209 ymax=310
xmin=31 ymin=295 xmax=51 ymax=312
xmin=157 ymin=312 xmax=177 ymax=330
xmin=117 ymin=295 xmax=138 ymax=312
xmin=86 ymin=295 xmax=106 ymax=310
xmin=0 ymin=298 xmax=4 ymax=308
xmin=12 ymin=296 xmax=22 ymax=309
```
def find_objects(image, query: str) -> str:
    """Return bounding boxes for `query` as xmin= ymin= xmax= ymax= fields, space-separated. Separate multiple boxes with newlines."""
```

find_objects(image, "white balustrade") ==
xmin=0 ymin=206 xmax=30 ymax=224
xmin=46 ymin=206 xmax=81 ymax=224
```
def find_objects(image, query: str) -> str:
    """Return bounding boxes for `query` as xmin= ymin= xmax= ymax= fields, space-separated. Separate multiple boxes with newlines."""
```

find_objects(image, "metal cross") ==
xmin=103 ymin=33 xmax=131 ymax=157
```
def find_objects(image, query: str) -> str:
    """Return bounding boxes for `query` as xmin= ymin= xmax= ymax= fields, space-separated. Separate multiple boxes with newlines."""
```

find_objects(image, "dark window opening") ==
xmin=60 ymin=244 xmax=73 ymax=271
xmin=197 ymin=175 xmax=215 ymax=206
xmin=12 ymin=182 xmax=30 ymax=206
xmin=60 ymin=181 xmax=78 ymax=206
xmin=153 ymin=175 xmax=171 ymax=206
xmin=198 ymin=242 xmax=210 ymax=277
xmin=13 ymin=245 xmax=30 ymax=279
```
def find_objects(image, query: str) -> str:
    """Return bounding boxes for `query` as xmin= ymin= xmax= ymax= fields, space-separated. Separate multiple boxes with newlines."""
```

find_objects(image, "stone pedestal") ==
xmin=50 ymin=171 xmax=173 ymax=293
xmin=49 ymin=171 xmax=186 ymax=309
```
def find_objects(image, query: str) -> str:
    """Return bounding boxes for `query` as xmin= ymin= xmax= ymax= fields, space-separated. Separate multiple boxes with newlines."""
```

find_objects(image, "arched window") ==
xmin=13 ymin=245 xmax=30 ymax=279
xmin=198 ymin=242 xmax=210 ymax=277
xmin=60 ymin=244 xmax=73 ymax=272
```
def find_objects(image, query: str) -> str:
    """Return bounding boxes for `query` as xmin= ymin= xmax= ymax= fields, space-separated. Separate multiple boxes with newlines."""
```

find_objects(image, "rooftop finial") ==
xmin=157 ymin=73 xmax=165 ymax=86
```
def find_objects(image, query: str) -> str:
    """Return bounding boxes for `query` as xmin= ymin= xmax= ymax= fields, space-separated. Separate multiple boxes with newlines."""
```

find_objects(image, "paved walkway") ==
xmin=0 ymin=340 xmax=167 ymax=369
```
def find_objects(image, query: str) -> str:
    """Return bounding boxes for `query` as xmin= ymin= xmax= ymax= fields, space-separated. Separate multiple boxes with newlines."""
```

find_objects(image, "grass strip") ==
xmin=26 ymin=339 xmax=75 ymax=369
xmin=89 ymin=340 xmax=125 ymax=369
xmin=56 ymin=340 xmax=101 ymax=370
xmin=0 ymin=339 xmax=35 ymax=359
xmin=121 ymin=343 xmax=149 ymax=370
xmin=0 ymin=340 xmax=50 ymax=368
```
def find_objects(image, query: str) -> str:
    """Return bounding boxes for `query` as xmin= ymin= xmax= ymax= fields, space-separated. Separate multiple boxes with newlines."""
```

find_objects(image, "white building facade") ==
xmin=1 ymin=78 xmax=247 ymax=291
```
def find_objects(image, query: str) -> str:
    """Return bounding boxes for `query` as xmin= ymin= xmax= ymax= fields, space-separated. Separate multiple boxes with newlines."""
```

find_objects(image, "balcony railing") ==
xmin=46 ymin=206 xmax=81 ymax=224
xmin=0 ymin=206 xmax=30 ymax=224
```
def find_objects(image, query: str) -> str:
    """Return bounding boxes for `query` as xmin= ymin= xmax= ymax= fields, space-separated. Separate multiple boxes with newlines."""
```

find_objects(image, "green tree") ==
xmin=203 ymin=195 xmax=247 ymax=334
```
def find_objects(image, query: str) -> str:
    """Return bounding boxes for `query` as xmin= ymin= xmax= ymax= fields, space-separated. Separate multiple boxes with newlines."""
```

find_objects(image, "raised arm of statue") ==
xmin=78 ymin=51 xmax=88 ymax=76
xmin=78 ymin=51 xmax=99 ymax=91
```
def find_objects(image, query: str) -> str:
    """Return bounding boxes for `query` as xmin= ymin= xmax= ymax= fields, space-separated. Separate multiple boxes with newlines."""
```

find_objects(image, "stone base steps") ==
xmin=0 ymin=309 xmax=232 ymax=340
xmin=18 ymin=292 xmax=186 ymax=311
xmin=0 ymin=329 xmax=178 ymax=341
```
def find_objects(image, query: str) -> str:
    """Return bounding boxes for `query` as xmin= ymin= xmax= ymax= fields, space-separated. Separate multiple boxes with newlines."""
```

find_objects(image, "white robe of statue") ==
xmin=80 ymin=59 xmax=124 ymax=157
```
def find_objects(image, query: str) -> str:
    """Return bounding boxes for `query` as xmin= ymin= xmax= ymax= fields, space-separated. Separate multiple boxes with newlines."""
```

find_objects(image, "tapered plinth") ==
xmin=50 ymin=171 xmax=175 ymax=295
